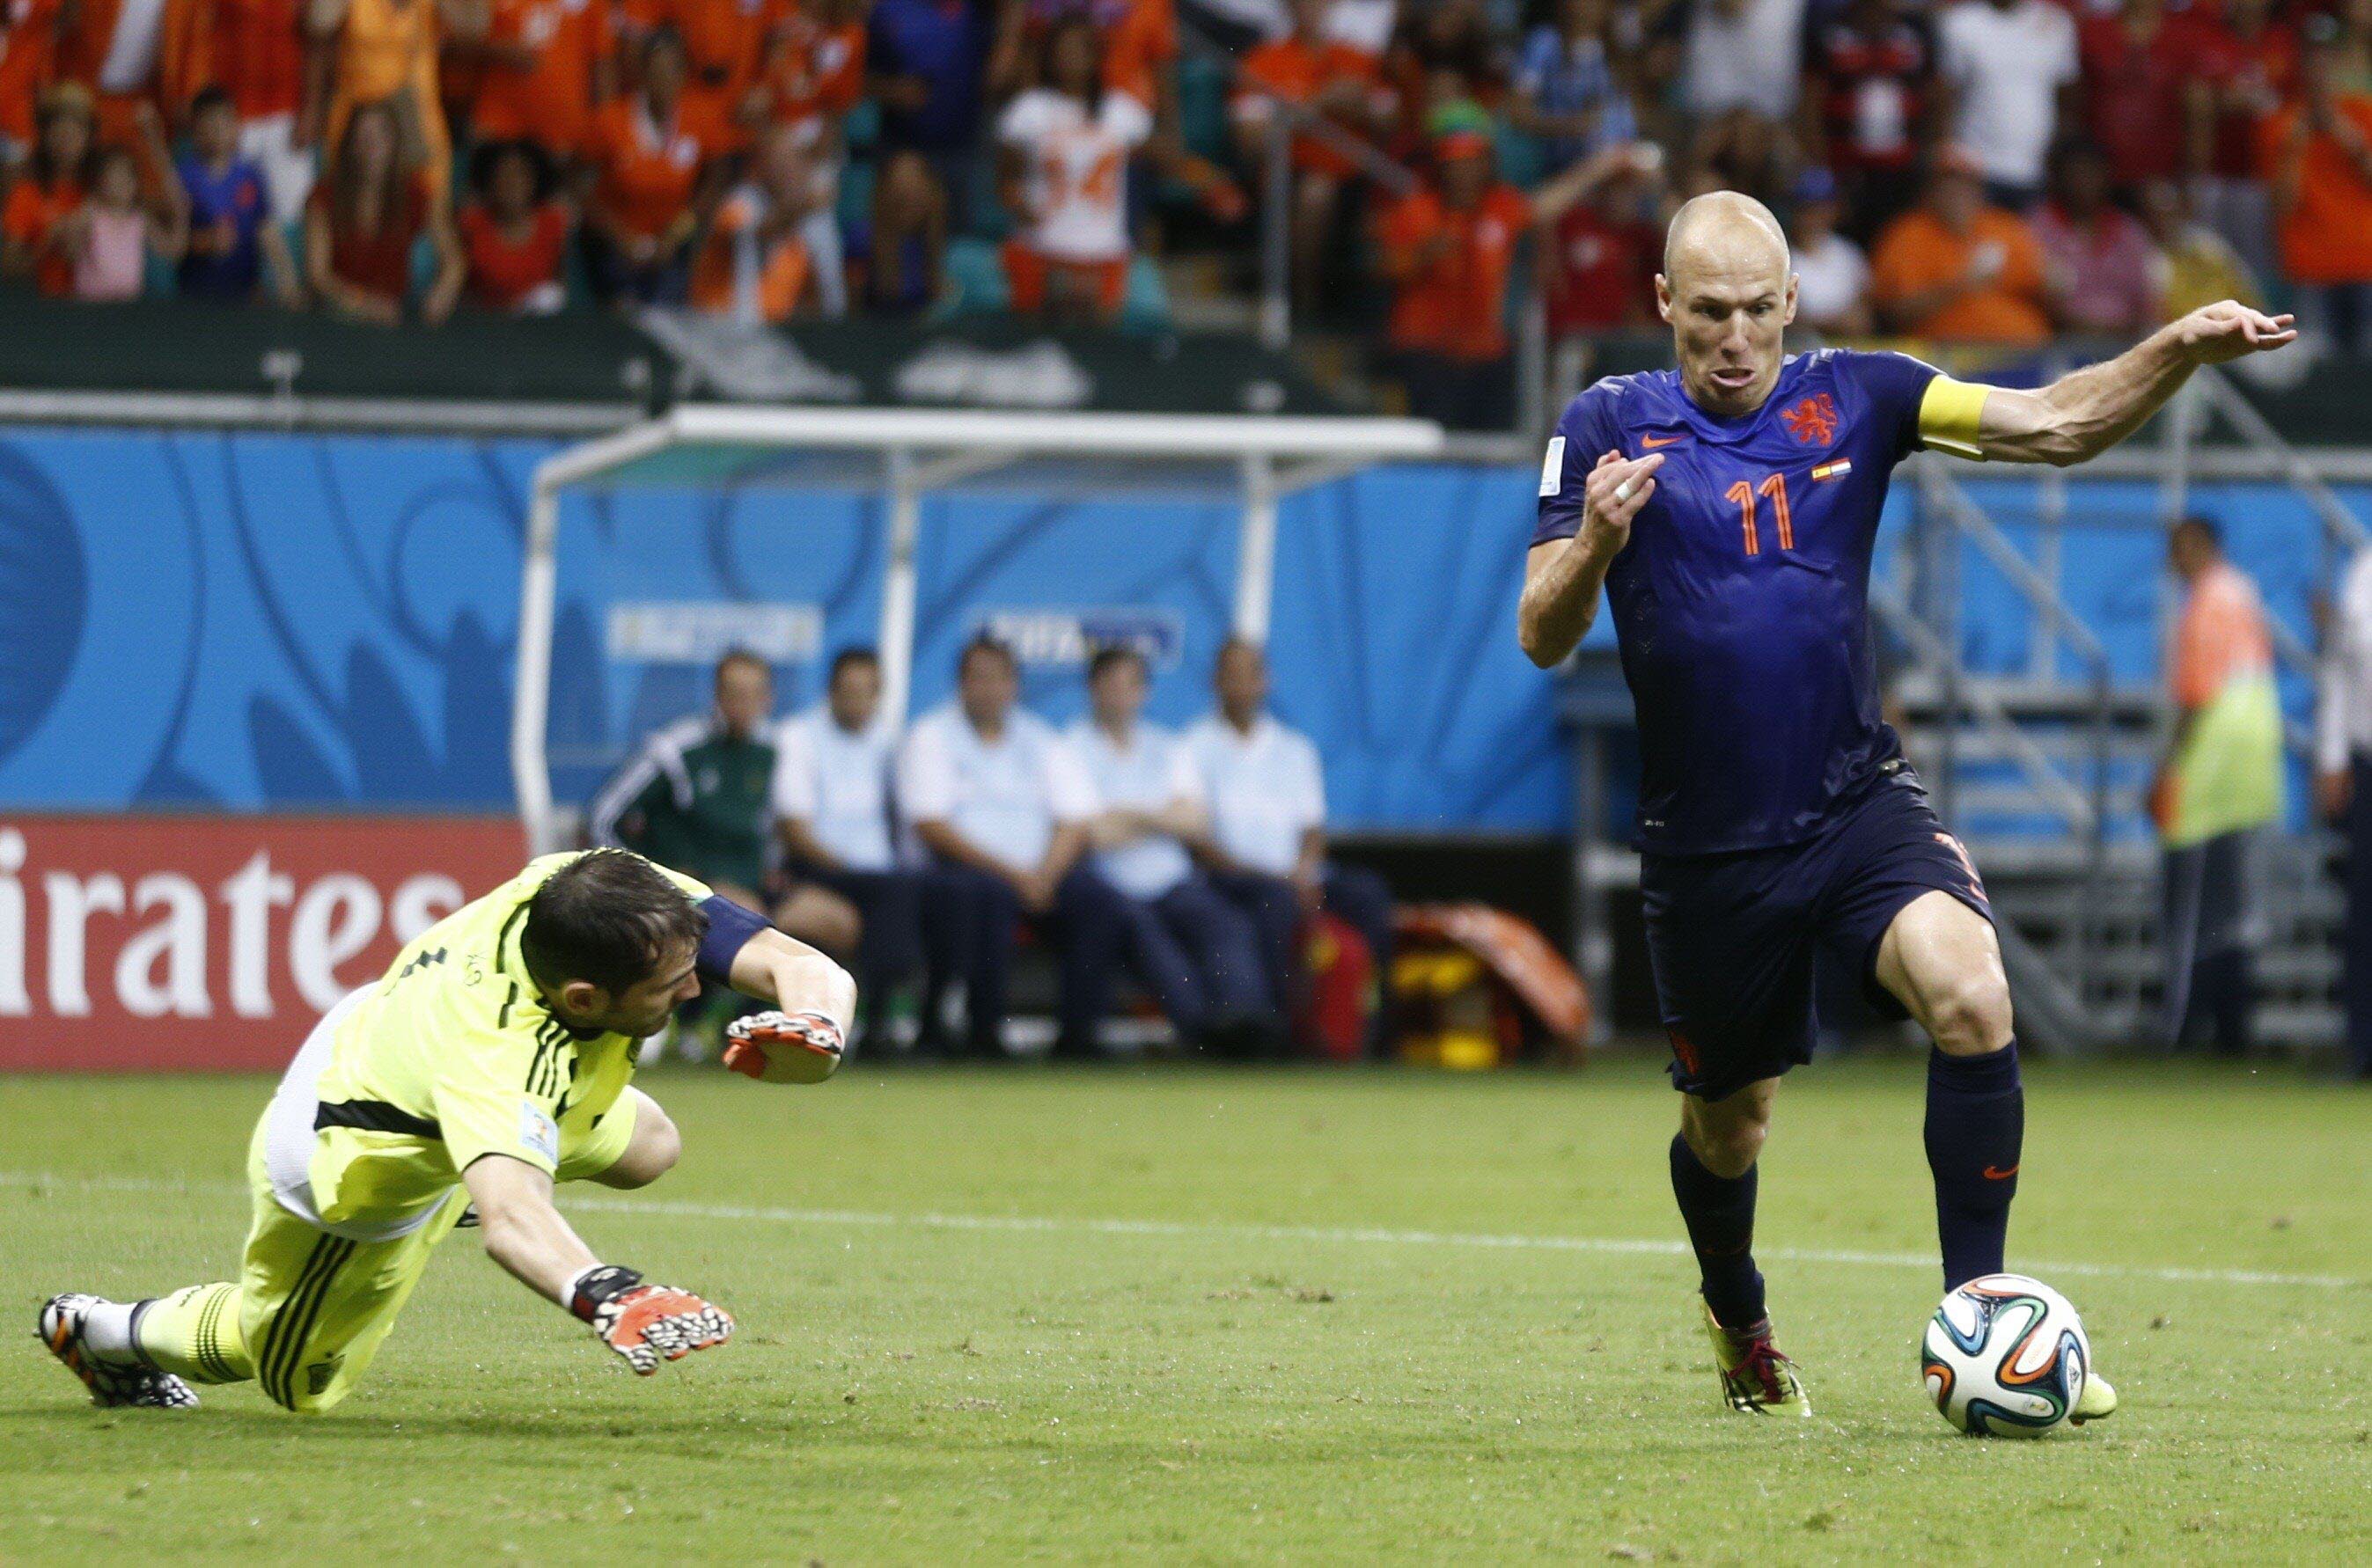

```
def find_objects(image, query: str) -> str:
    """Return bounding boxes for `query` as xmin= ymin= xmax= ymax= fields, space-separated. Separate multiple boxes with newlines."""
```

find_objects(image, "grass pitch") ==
xmin=3 ymin=1054 xmax=2368 ymax=1564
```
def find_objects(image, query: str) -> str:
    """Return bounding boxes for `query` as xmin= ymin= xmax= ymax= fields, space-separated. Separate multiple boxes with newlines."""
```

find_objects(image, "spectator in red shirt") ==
xmin=2075 ymin=0 xmax=2199 ymax=189
xmin=0 ymin=0 xmax=64 ymax=174
xmin=1538 ymin=139 xmax=1663 ymax=333
xmin=1799 ymin=0 xmax=1934 ymax=244
xmin=2192 ymin=0 xmax=2295 ymax=284
xmin=621 ymin=0 xmax=782 ymax=127
xmin=304 ymin=94 xmax=462 ymax=322
xmin=1537 ymin=138 xmax=1667 ymax=405
xmin=465 ymin=0 xmax=616 ymax=165
xmin=1231 ymin=0 xmax=1391 ymax=317
xmin=580 ymin=26 xmax=730 ymax=304
xmin=1375 ymin=128 xmax=1530 ymax=429
xmin=2264 ymin=13 xmax=2372 ymax=354
xmin=747 ymin=0 xmax=867 ymax=316
xmin=2031 ymin=136 xmax=2159 ymax=336
xmin=754 ymin=0 xmax=865 ymax=144
xmin=458 ymin=137 xmax=569 ymax=311
xmin=2 ymin=83 xmax=92 ymax=297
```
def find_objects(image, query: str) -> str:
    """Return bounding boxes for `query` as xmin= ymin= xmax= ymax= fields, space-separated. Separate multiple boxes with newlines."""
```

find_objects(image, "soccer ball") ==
xmin=1920 ymin=1273 xmax=2090 ymax=1437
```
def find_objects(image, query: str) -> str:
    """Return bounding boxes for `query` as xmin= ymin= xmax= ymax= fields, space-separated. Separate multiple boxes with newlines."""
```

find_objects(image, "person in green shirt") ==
xmin=591 ymin=651 xmax=860 ymax=1051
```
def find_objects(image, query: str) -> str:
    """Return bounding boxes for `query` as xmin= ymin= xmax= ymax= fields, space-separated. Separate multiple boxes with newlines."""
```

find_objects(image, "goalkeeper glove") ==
xmin=568 ymin=1265 xmax=733 ymax=1374
xmin=722 ymin=1009 xmax=845 ymax=1084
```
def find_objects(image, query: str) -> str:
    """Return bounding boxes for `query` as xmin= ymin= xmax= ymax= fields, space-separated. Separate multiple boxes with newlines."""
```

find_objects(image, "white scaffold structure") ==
xmin=510 ymin=404 xmax=1444 ymax=853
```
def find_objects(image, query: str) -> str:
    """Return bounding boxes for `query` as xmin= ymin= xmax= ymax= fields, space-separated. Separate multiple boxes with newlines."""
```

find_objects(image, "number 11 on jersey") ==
xmin=1724 ymin=473 xmax=1795 ymax=555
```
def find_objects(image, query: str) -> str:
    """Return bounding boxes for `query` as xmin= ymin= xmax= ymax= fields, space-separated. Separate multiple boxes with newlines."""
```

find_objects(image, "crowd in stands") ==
xmin=591 ymin=639 xmax=1397 ymax=1060
xmin=3 ymin=0 xmax=2371 ymax=421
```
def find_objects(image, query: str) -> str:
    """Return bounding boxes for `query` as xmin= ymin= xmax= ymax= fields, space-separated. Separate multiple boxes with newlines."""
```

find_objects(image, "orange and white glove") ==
xmin=568 ymin=1265 xmax=733 ymax=1374
xmin=722 ymin=1009 xmax=845 ymax=1084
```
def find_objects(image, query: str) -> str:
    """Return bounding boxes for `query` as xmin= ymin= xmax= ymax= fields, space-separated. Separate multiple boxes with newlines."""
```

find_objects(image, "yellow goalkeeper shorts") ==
xmin=233 ymin=1089 xmax=642 ymax=1411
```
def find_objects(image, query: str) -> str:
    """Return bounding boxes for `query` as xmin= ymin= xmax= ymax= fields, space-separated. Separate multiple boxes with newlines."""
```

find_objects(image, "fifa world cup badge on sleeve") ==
xmin=1538 ymin=436 xmax=1565 ymax=497
xmin=519 ymin=1101 xmax=560 ymax=1164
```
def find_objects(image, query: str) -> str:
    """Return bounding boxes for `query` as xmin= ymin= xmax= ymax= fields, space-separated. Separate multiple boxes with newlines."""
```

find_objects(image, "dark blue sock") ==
xmin=1924 ymin=1041 xmax=2023 ymax=1290
xmin=1669 ymin=1133 xmax=1766 ymax=1330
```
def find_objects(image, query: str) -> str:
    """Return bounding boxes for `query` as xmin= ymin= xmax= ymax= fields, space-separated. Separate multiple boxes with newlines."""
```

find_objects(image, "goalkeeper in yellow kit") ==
xmin=37 ymin=848 xmax=854 ymax=1413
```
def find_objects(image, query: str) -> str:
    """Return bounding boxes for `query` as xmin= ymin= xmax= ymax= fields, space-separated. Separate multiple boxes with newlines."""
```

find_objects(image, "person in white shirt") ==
xmin=994 ymin=17 xmax=1239 ymax=322
xmin=2317 ymin=542 xmax=2372 ymax=1081
xmin=1935 ymin=0 xmax=2080 ymax=208
xmin=1072 ymin=646 xmax=1274 ymax=1053
xmin=995 ymin=22 xmax=1155 ymax=322
xmin=774 ymin=648 xmax=922 ymax=1032
xmin=897 ymin=634 xmax=1118 ymax=1058
xmin=1786 ymin=167 xmax=1872 ymax=338
xmin=1184 ymin=639 xmax=1395 ymax=1053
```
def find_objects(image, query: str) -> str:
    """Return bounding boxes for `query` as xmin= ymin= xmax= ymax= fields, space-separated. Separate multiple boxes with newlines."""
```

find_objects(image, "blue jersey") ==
xmin=175 ymin=155 xmax=268 ymax=300
xmin=1534 ymin=348 xmax=1940 ymax=855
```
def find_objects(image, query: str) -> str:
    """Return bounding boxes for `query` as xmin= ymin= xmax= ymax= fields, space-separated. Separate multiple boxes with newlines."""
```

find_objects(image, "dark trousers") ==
xmin=1207 ymin=862 xmax=1396 ymax=1055
xmin=919 ymin=861 xmax=1131 ymax=1057
xmin=799 ymin=865 xmax=923 ymax=1005
xmin=1124 ymin=876 xmax=1272 ymax=1042
xmin=2161 ymin=826 xmax=2258 ymax=1057
xmin=581 ymin=226 xmax=690 ymax=306
xmin=2346 ymin=757 xmax=2372 ymax=1079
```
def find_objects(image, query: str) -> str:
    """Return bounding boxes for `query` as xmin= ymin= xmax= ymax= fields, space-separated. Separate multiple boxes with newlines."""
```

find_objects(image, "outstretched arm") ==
xmin=466 ymin=1154 xmax=734 ymax=1373
xmin=1951 ymin=301 xmax=2295 ymax=466
xmin=466 ymin=1153 xmax=601 ymax=1302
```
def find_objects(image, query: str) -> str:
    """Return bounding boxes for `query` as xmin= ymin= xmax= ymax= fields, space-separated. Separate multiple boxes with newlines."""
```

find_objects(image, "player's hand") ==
xmin=2176 ymin=300 xmax=2297 ymax=363
xmin=1580 ymin=449 xmax=1662 ymax=557
xmin=723 ymin=1008 xmax=845 ymax=1083
xmin=570 ymin=1266 xmax=733 ymax=1375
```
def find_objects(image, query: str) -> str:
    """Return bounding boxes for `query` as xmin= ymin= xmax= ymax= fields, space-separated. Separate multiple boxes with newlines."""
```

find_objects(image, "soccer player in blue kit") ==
xmin=1520 ymin=191 xmax=2297 ymax=1416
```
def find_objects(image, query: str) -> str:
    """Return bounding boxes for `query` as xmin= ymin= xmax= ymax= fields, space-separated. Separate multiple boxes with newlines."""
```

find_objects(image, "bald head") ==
xmin=1662 ymin=191 xmax=1790 ymax=282
xmin=1655 ymin=191 xmax=1798 ymax=417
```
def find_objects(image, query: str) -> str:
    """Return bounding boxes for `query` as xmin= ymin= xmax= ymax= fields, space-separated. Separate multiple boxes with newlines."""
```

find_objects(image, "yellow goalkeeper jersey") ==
xmin=297 ymin=852 xmax=709 ymax=1234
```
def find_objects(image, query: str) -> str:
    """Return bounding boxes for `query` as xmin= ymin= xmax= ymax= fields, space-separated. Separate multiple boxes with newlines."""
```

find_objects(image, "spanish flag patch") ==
xmin=1810 ymin=459 xmax=1854 ymax=481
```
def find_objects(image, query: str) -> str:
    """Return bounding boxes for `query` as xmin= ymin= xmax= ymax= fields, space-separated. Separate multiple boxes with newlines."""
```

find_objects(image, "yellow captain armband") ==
xmin=1916 ymin=375 xmax=1991 ymax=460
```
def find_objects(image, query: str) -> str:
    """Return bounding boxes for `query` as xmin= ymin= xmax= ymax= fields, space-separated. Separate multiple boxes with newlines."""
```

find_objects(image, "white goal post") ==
xmin=510 ymin=404 xmax=1444 ymax=854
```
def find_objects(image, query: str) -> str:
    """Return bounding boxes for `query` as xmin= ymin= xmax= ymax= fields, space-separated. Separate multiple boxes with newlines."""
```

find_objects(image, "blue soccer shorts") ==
xmin=1639 ymin=772 xmax=1992 ymax=1103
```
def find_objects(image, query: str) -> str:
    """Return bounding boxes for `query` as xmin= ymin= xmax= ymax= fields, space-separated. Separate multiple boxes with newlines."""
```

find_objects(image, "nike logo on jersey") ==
xmin=1982 ymin=1164 xmax=2020 ymax=1181
xmin=1640 ymin=432 xmax=1692 ymax=449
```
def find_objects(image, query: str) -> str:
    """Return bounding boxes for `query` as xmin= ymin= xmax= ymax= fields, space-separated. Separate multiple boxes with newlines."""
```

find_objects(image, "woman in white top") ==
xmin=1786 ymin=165 xmax=1873 ymax=339
xmin=995 ymin=16 xmax=1239 ymax=322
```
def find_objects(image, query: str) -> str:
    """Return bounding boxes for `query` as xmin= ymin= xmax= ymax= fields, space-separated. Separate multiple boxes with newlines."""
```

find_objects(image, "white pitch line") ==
xmin=11 ymin=1170 xmax=2363 ymax=1293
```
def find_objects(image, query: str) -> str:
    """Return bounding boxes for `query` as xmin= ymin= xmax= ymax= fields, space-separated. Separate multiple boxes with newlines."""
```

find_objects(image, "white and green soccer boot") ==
xmin=1703 ymin=1301 xmax=1812 ymax=1417
xmin=36 ymin=1294 xmax=199 ymax=1410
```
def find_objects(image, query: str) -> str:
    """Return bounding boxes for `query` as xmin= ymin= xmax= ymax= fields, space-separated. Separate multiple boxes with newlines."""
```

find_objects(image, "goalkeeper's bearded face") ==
xmin=568 ymin=939 xmax=704 ymax=1038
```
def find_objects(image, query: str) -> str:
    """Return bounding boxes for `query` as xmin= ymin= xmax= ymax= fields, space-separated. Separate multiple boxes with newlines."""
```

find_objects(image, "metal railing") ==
xmin=1906 ymin=457 xmax=2121 ymax=1007
xmin=1254 ymin=110 xmax=1420 ymax=349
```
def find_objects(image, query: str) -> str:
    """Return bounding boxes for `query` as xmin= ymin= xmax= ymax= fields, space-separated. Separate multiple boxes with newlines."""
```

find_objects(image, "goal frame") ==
xmin=510 ymin=404 xmax=1443 ymax=853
